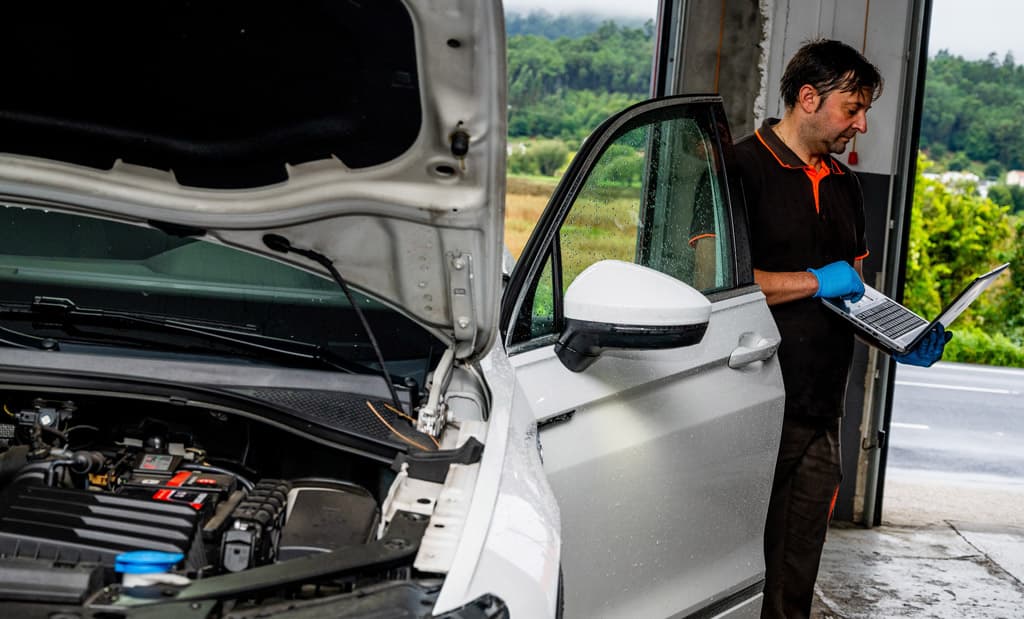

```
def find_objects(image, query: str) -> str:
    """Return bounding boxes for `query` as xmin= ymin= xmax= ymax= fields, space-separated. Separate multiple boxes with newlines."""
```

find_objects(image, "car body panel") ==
xmin=511 ymin=290 xmax=783 ymax=617
xmin=503 ymin=96 xmax=786 ymax=617
xmin=432 ymin=346 xmax=562 ymax=617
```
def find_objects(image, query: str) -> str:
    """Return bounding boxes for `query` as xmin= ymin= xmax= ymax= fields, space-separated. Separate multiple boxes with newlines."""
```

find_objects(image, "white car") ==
xmin=0 ymin=1 xmax=784 ymax=617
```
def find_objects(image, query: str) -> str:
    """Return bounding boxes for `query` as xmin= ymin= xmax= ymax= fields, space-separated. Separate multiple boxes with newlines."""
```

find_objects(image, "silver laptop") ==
xmin=822 ymin=263 xmax=1009 ymax=354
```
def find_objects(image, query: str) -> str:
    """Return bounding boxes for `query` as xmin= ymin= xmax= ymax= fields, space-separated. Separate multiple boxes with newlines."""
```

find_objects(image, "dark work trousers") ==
xmin=761 ymin=416 xmax=842 ymax=619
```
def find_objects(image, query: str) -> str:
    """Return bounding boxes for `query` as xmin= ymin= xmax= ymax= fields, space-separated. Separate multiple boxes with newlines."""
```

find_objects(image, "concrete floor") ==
xmin=813 ymin=522 xmax=1024 ymax=618
xmin=811 ymin=474 xmax=1024 ymax=618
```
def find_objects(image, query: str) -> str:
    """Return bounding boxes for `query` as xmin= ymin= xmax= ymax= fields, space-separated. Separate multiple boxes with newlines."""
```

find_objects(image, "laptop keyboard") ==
xmin=856 ymin=299 xmax=927 ymax=339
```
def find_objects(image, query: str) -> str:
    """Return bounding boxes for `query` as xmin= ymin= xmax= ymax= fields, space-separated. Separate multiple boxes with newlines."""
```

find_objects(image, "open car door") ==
xmin=501 ymin=96 xmax=786 ymax=618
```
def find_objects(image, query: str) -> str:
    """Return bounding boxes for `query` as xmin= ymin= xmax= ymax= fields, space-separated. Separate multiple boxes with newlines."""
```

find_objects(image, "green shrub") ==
xmin=942 ymin=327 xmax=1024 ymax=367
xmin=508 ymin=140 xmax=570 ymax=177
xmin=531 ymin=140 xmax=570 ymax=176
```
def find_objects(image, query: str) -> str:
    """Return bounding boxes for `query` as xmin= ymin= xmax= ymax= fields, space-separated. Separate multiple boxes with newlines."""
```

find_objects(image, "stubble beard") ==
xmin=828 ymin=136 xmax=851 ymax=155
xmin=803 ymin=105 xmax=858 ymax=156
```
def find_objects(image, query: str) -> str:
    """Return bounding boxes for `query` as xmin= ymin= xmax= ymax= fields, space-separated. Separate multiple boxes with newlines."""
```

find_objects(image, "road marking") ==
xmin=894 ymin=380 xmax=1015 ymax=395
xmin=928 ymin=363 xmax=1024 ymax=377
xmin=892 ymin=422 xmax=929 ymax=430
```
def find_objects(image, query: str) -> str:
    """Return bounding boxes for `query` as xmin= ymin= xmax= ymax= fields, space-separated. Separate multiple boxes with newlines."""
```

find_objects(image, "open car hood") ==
xmin=0 ymin=0 xmax=506 ymax=360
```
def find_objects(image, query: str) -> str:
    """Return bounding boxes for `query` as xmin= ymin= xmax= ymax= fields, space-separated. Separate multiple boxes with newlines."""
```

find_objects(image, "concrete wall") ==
xmin=674 ymin=0 xmax=766 ymax=137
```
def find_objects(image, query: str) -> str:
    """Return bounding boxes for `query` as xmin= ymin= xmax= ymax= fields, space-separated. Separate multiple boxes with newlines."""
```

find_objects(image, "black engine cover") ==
xmin=0 ymin=484 xmax=202 ymax=567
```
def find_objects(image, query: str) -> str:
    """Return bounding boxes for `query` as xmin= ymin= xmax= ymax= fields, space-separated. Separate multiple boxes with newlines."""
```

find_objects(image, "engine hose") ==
xmin=45 ymin=457 xmax=76 ymax=486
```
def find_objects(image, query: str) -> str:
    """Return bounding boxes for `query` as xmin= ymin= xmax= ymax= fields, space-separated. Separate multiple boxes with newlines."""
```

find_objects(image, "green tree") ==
xmin=513 ymin=140 xmax=569 ymax=177
xmin=507 ymin=148 xmax=538 ymax=176
xmin=506 ymin=18 xmax=653 ymax=140
xmin=599 ymin=144 xmax=643 ymax=186
xmin=986 ymin=184 xmax=1024 ymax=213
xmin=905 ymin=155 xmax=1020 ymax=365
xmin=921 ymin=50 xmax=1024 ymax=169
xmin=531 ymin=140 xmax=569 ymax=176
xmin=993 ymin=220 xmax=1024 ymax=333
xmin=984 ymin=159 xmax=1004 ymax=179
xmin=948 ymin=152 xmax=970 ymax=171
xmin=509 ymin=90 xmax=643 ymax=141
xmin=507 ymin=35 xmax=565 ymax=105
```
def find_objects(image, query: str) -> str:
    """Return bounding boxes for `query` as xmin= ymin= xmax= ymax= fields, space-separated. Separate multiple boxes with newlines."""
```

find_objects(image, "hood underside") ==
xmin=0 ymin=0 xmax=507 ymax=359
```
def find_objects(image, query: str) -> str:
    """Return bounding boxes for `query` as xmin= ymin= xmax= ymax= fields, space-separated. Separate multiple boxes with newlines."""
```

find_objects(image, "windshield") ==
xmin=0 ymin=203 xmax=441 ymax=374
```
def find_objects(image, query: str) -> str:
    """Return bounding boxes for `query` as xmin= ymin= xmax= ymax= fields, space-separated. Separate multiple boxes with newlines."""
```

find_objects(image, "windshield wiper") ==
xmin=0 ymin=297 xmax=374 ymax=375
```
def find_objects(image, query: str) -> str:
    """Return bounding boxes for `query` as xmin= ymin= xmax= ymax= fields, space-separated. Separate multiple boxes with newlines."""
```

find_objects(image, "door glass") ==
xmin=515 ymin=106 xmax=734 ymax=343
xmin=529 ymin=251 xmax=557 ymax=338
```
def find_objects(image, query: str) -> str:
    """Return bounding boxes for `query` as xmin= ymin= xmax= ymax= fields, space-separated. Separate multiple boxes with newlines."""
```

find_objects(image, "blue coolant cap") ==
xmin=115 ymin=551 xmax=184 ymax=575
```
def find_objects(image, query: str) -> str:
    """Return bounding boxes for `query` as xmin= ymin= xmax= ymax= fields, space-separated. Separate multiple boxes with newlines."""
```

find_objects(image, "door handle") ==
xmin=729 ymin=334 xmax=781 ymax=369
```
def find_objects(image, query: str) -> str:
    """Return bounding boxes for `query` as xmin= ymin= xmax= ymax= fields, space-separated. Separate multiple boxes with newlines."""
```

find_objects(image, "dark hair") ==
xmin=780 ymin=39 xmax=883 ymax=109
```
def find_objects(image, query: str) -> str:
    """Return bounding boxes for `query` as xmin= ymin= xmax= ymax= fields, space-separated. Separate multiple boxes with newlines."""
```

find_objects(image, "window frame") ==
xmin=500 ymin=96 xmax=753 ymax=352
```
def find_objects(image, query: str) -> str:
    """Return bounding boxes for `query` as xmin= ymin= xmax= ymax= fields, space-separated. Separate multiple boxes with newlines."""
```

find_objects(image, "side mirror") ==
xmin=555 ymin=260 xmax=712 ymax=372
xmin=501 ymin=246 xmax=516 ymax=285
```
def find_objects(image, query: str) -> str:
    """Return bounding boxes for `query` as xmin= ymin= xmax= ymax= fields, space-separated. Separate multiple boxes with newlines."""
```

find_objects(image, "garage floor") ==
xmin=812 ymin=469 xmax=1024 ymax=617
xmin=812 ymin=521 xmax=1024 ymax=618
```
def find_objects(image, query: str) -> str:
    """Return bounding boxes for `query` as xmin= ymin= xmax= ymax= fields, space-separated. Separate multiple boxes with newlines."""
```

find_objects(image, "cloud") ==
xmin=503 ymin=0 xmax=659 ymax=19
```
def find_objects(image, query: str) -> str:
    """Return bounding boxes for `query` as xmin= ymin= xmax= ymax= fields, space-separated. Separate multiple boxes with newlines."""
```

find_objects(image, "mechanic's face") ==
xmin=805 ymin=86 xmax=872 ymax=155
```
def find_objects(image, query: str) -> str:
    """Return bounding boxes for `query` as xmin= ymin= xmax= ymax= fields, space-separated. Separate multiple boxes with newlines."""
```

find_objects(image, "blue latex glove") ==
xmin=895 ymin=324 xmax=953 ymax=367
xmin=808 ymin=261 xmax=865 ymax=302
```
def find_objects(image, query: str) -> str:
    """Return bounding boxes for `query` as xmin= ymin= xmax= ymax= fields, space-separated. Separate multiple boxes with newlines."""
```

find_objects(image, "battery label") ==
xmin=139 ymin=454 xmax=175 ymax=471
xmin=152 ymin=471 xmax=206 ymax=510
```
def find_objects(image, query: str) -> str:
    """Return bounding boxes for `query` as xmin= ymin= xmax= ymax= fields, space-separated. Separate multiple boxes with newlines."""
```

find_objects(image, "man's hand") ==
xmin=894 ymin=324 xmax=952 ymax=367
xmin=808 ymin=261 xmax=865 ymax=302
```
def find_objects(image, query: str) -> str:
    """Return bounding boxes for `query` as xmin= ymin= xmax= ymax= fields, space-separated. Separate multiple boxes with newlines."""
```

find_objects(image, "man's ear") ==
xmin=797 ymin=84 xmax=820 ymax=114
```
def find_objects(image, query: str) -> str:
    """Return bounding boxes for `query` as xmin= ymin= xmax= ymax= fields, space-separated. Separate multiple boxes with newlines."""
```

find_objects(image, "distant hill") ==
xmin=506 ymin=15 xmax=654 ymax=140
xmin=921 ymin=50 xmax=1024 ymax=172
xmin=506 ymin=10 xmax=651 ymax=39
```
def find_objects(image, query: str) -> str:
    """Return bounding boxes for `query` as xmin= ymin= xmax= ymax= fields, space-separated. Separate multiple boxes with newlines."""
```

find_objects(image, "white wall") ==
xmin=760 ymin=0 xmax=914 ymax=176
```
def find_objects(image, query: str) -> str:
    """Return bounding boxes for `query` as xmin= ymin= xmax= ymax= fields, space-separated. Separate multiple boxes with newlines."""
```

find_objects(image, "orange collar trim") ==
xmin=754 ymin=128 xmax=846 ymax=176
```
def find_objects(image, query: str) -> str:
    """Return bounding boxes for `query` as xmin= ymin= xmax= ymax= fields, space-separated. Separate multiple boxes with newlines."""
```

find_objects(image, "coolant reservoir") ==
xmin=115 ymin=551 xmax=190 ymax=590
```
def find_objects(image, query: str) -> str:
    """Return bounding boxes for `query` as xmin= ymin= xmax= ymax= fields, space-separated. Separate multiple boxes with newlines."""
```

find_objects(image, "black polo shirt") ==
xmin=735 ymin=118 xmax=868 ymax=419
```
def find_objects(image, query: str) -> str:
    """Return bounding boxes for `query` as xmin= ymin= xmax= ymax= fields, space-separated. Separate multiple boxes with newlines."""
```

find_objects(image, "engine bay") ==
xmin=0 ymin=389 xmax=463 ymax=610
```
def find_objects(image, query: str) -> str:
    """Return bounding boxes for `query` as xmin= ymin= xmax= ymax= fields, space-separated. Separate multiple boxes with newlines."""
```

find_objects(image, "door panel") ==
xmin=511 ymin=290 xmax=783 ymax=617
xmin=503 ymin=97 xmax=785 ymax=618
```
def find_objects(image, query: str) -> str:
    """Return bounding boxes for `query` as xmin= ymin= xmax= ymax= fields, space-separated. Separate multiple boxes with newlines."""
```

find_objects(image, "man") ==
xmin=736 ymin=39 xmax=950 ymax=618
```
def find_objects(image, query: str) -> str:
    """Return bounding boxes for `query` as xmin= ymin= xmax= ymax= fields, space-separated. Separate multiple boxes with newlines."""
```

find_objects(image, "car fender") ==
xmin=432 ymin=346 xmax=562 ymax=617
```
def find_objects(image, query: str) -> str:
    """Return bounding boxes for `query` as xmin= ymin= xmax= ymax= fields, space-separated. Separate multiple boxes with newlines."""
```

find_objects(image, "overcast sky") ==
xmin=505 ymin=0 xmax=1023 ymax=63
xmin=929 ymin=0 xmax=1024 ymax=61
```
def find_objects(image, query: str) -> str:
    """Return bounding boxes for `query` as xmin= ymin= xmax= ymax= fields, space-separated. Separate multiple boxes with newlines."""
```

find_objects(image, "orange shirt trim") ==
xmin=803 ymin=165 xmax=831 ymax=214
xmin=688 ymin=233 xmax=716 ymax=247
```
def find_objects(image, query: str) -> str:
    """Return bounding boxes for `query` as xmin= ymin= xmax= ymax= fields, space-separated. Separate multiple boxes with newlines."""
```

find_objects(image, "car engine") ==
xmin=0 ymin=395 xmax=387 ymax=595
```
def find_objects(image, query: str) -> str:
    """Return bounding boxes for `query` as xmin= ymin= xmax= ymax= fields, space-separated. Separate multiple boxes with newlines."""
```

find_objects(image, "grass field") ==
xmin=504 ymin=174 xmax=640 ymax=283
xmin=505 ymin=175 xmax=558 ymax=258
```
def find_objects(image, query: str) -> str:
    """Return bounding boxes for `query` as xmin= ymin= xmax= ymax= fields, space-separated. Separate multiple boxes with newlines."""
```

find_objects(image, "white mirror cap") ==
xmin=564 ymin=260 xmax=712 ymax=327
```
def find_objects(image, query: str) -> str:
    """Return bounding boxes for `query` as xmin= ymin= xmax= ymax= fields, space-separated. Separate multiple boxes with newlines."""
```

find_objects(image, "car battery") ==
xmin=118 ymin=453 xmax=237 ymax=515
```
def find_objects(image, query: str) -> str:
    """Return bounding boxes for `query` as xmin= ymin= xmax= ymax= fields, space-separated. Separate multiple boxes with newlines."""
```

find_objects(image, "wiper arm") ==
xmin=0 ymin=322 xmax=48 ymax=349
xmin=0 ymin=297 xmax=372 ymax=374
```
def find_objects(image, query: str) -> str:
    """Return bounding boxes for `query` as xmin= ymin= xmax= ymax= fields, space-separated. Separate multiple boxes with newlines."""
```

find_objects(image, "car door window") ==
xmin=509 ymin=102 xmax=737 ymax=345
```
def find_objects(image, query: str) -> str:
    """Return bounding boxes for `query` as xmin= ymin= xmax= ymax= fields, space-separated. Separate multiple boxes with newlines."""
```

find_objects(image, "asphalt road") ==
xmin=887 ymin=361 xmax=1024 ymax=483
